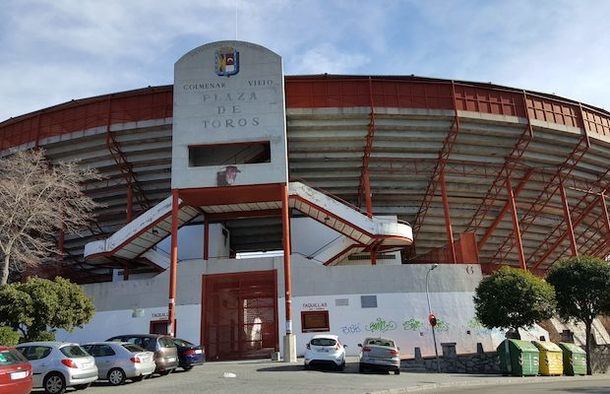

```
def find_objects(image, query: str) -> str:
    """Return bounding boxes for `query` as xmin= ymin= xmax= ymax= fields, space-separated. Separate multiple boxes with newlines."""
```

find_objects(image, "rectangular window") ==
xmin=189 ymin=141 xmax=271 ymax=167
xmin=361 ymin=295 xmax=378 ymax=308
xmin=301 ymin=310 xmax=330 ymax=333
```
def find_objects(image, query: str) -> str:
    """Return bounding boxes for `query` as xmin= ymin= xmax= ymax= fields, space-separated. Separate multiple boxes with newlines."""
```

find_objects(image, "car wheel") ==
xmin=132 ymin=375 xmax=144 ymax=382
xmin=108 ymin=368 xmax=126 ymax=386
xmin=44 ymin=373 xmax=66 ymax=394
xmin=394 ymin=368 xmax=400 ymax=375
xmin=183 ymin=365 xmax=193 ymax=372
xmin=74 ymin=383 xmax=91 ymax=390
xmin=159 ymin=369 xmax=172 ymax=376
xmin=304 ymin=363 xmax=310 ymax=370
xmin=338 ymin=362 xmax=346 ymax=372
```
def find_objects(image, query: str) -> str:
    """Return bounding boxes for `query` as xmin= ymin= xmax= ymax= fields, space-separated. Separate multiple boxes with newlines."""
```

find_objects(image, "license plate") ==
xmin=319 ymin=349 xmax=329 ymax=353
xmin=82 ymin=362 xmax=93 ymax=368
xmin=10 ymin=371 xmax=27 ymax=380
xmin=167 ymin=357 xmax=176 ymax=362
xmin=194 ymin=350 xmax=202 ymax=354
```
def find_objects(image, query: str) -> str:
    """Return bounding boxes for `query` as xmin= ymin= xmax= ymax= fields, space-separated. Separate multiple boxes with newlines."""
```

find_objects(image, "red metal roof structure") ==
xmin=1 ymin=75 xmax=609 ymax=280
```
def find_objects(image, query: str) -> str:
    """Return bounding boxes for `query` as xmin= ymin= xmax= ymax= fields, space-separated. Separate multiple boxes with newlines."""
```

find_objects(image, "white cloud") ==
xmin=1 ymin=0 xmax=610 ymax=120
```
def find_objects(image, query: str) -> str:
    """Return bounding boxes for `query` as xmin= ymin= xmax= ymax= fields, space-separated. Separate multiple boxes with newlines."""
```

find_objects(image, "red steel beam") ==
xmin=412 ymin=81 xmax=461 ymax=240
xmin=601 ymin=193 xmax=610 ymax=241
xmin=168 ymin=189 xmax=179 ymax=337
xmin=439 ymin=171 xmax=457 ymax=263
xmin=531 ymin=194 xmax=600 ymax=270
xmin=559 ymin=179 xmax=579 ymax=256
xmin=492 ymin=134 xmax=590 ymax=264
xmin=205 ymin=209 xmax=281 ymax=221
xmin=466 ymin=91 xmax=533 ymax=234
xmin=281 ymin=184 xmax=293 ymax=334
xmin=358 ymin=77 xmax=376 ymax=217
xmin=478 ymin=168 xmax=535 ymax=250
xmin=506 ymin=177 xmax=527 ymax=270
xmin=105 ymin=96 xmax=151 ymax=215
xmin=526 ymin=167 xmax=609 ymax=267
xmin=363 ymin=171 xmax=373 ymax=218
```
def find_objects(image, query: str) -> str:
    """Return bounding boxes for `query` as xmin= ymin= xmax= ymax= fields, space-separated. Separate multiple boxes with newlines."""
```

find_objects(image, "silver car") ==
xmin=358 ymin=337 xmax=401 ymax=375
xmin=16 ymin=341 xmax=98 ymax=393
xmin=82 ymin=342 xmax=155 ymax=385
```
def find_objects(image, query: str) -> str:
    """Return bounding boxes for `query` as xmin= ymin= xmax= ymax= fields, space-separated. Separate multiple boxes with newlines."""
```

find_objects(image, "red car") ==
xmin=0 ymin=347 xmax=32 ymax=394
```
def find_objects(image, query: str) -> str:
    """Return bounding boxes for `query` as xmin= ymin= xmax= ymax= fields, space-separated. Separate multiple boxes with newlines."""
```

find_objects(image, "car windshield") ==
xmin=173 ymin=339 xmax=194 ymax=347
xmin=310 ymin=338 xmax=337 ymax=347
xmin=122 ymin=344 xmax=145 ymax=353
xmin=0 ymin=350 xmax=25 ymax=365
xmin=365 ymin=338 xmax=395 ymax=347
xmin=60 ymin=345 xmax=89 ymax=358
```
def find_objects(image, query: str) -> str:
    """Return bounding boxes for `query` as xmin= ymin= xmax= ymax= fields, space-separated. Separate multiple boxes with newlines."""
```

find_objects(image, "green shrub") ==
xmin=0 ymin=326 xmax=20 ymax=346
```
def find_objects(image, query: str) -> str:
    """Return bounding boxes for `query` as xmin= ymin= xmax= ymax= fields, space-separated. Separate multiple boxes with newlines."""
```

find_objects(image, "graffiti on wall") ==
xmin=402 ymin=318 xmax=423 ymax=332
xmin=365 ymin=318 xmax=397 ymax=333
xmin=339 ymin=323 xmax=361 ymax=335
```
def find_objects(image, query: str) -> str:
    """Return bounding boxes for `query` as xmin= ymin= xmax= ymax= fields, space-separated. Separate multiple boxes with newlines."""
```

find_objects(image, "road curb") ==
xmin=368 ymin=375 xmax=604 ymax=393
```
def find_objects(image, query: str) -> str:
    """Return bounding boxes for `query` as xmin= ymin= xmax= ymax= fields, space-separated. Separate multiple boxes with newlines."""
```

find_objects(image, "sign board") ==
xmin=172 ymin=41 xmax=288 ymax=189
xmin=302 ymin=302 xmax=328 ymax=311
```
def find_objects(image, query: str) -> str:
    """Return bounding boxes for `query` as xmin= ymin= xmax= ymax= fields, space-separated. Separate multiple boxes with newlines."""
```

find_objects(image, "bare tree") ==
xmin=0 ymin=149 xmax=101 ymax=285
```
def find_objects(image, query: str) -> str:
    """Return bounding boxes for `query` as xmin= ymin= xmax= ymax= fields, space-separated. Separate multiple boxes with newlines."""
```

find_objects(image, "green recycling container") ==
xmin=497 ymin=339 xmax=540 ymax=376
xmin=558 ymin=342 xmax=587 ymax=376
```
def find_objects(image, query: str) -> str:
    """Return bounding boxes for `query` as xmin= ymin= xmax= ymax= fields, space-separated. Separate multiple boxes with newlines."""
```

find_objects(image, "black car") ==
xmin=172 ymin=338 xmax=204 ymax=371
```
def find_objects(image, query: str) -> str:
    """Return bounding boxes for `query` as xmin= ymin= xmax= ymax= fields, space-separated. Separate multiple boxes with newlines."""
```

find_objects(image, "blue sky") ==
xmin=1 ymin=0 xmax=610 ymax=120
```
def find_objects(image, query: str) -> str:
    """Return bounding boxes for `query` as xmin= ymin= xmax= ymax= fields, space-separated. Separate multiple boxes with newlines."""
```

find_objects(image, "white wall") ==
xmin=68 ymin=257 xmax=514 ymax=359
xmin=56 ymin=304 xmax=201 ymax=345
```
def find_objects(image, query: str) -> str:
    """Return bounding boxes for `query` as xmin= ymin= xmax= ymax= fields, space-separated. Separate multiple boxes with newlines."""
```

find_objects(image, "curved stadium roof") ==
xmin=1 ymin=75 xmax=609 ymax=281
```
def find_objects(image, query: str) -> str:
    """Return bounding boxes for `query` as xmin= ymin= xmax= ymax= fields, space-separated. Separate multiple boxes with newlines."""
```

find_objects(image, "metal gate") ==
xmin=202 ymin=270 xmax=278 ymax=361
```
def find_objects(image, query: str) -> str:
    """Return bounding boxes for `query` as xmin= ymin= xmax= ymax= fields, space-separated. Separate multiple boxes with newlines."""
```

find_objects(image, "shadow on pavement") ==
xmin=257 ymin=363 xmax=392 ymax=375
xmin=560 ymin=388 xmax=610 ymax=393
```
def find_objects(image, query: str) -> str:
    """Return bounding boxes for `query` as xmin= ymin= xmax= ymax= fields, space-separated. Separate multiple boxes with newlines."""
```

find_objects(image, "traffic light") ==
xmin=428 ymin=313 xmax=437 ymax=327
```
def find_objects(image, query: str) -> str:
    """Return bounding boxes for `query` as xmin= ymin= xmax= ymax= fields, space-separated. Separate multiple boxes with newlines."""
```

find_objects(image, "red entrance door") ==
xmin=202 ymin=270 xmax=278 ymax=361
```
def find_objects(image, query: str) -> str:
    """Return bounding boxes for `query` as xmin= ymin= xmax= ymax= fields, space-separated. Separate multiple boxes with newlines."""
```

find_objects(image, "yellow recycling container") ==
xmin=531 ymin=340 xmax=563 ymax=376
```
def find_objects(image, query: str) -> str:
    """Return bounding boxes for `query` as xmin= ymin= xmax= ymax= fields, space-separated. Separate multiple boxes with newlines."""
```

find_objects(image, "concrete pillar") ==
xmin=281 ymin=184 xmax=297 ymax=362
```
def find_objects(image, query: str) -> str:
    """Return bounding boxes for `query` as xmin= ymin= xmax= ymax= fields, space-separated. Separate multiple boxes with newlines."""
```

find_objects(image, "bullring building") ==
xmin=1 ymin=41 xmax=609 ymax=361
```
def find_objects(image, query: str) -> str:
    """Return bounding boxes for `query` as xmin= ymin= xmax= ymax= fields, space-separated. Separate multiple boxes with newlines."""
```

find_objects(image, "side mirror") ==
xmin=357 ymin=343 xmax=362 ymax=347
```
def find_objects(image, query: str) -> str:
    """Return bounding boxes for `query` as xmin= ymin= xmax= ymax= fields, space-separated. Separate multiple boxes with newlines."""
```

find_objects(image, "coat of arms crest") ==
xmin=215 ymin=46 xmax=239 ymax=77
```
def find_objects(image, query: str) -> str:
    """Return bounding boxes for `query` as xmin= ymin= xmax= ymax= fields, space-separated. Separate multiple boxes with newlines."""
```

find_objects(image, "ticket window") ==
xmin=150 ymin=320 xmax=177 ymax=335
xmin=301 ymin=311 xmax=330 ymax=333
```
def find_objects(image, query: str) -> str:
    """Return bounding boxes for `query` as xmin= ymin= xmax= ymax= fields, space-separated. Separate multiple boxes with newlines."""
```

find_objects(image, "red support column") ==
xmin=506 ymin=178 xmax=527 ymax=270
xmin=126 ymin=184 xmax=133 ymax=223
xmin=168 ymin=189 xmax=179 ymax=337
xmin=478 ymin=168 xmax=534 ymax=250
xmin=203 ymin=215 xmax=209 ymax=260
xmin=439 ymin=171 xmax=457 ymax=263
xmin=559 ymin=180 xmax=579 ymax=256
xmin=363 ymin=170 xmax=373 ymax=218
xmin=281 ymin=184 xmax=293 ymax=334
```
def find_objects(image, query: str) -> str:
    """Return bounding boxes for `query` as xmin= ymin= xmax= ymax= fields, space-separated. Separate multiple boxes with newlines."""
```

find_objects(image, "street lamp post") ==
xmin=426 ymin=263 xmax=440 ymax=373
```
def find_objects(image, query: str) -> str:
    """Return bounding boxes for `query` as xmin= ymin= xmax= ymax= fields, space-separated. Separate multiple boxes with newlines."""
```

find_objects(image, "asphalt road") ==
xmin=31 ymin=358 xmax=610 ymax=394
xmin=445 ymin=379 xmax=610 ymax=393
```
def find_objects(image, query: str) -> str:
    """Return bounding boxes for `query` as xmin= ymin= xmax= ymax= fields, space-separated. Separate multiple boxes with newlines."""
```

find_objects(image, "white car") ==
xmin=16 ymin=342 xmax=98 ymax=394
xmin=304 ymin=335 xmax=346 ymax=371
xmin=82 ymin=342 xmax=156 ymax=385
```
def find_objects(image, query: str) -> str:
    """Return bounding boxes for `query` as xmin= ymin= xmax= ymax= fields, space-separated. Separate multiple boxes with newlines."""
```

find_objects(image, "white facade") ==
xmin=58 ymin=255 xmax=523 ymax=358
